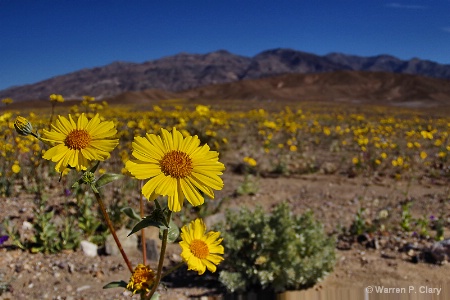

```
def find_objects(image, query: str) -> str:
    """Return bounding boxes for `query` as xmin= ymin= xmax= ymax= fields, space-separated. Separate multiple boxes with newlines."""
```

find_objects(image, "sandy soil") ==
xmin=1 ymin=168 xmax=450 ymax=300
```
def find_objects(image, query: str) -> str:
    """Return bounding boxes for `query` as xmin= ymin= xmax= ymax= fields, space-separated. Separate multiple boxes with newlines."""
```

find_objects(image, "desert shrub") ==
xmin=219 ymin=202 xmax=336 ymax=293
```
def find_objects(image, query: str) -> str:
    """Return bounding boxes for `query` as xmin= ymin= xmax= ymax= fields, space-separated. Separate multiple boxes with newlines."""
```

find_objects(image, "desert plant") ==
xmin=60 ymin=216 xmax=81 ymax=250
xmin=235 ymin=174 xmax=259 ymax=196
xmin=400 ymin=202 xmax=413 ymax=232
xmin=219 ymin=202 xmax=335 ymax=293
xmin=29 ymin=197 xmax=61 ymax=253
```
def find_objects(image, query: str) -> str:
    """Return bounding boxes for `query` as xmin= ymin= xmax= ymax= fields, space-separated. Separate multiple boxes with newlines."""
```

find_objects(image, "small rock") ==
xmin=426 ymin=239 xmax=450 ymax=264
xmin=105 ymin=228 xmax=138 ymax=256
xmin=80 ymin=240 xmax=98 ymax=257
xmin=204 ymin=213 xmax=226 ymax=228
xmin=22 ymin=221 xmax=33 ymax=231
xmin=76 ymin=285 xmax=91 ymax=292
xmin=320 ymin=162 xmax=338 ymax=174
xmin=144 ymin=239 xmax=159 ymax=261
xmin=68 ymin=263 xmax=75 ymax=273
xmin=170 ymin=253 xmax=182 ymax=263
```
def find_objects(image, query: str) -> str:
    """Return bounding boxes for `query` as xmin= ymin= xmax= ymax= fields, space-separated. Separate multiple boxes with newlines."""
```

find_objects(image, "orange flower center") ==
xmin=190 ymin=239 xmax=209 ymax=259
xmin=128 ymin=264 xmax=155 ymax=294
xmin=160 ymin=150 xmax=193 ymax=178
xmin=133 ymin=267 xmax=154 ymax=284
xmin=64 ymin=129 xmax=91 ymax=150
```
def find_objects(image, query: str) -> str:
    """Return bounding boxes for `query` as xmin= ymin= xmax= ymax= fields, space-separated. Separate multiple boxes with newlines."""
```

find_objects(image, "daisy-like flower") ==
xmin=125 ymin=128 xmax=225 ymax=212
xmin=41 ymin=113 xmax=119 ymax=173
xmin=126 ymin=264 xmax=155 ymax=295
xmin=179 ymin=218 xmax=224 ymax=275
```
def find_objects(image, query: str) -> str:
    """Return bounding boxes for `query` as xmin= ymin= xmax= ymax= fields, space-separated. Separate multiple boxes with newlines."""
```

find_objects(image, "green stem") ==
xmin=146 ymin=211 xmax=172 ymax=299
xmin=139 ymin=181 xmax=147 ymax=266
xmin=93 ymin=191 xmax=133 ymax=273
xmin=161 ymin=262 xmax=184 ymax=279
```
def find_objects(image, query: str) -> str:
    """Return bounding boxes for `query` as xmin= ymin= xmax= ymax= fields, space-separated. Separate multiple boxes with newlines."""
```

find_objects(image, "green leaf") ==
xmin=89 ymin=161 xmax=100 ymax=173
xmin=128 ymin=214 xmax=165 ymax=237
xmin=121 ymin=207 xmax=142 ymax=221
xmin=160 ymin=219 xmax=179 ymax=243
xmin=103 ymin=280 xmax=128 ymax=289
xmin=150 ymin=292 xmax=160 ymax=300
xmin=95 ymin=173 xmax=124 ymax=189
xmin=90 ymin=183 xmax=99 ymax=194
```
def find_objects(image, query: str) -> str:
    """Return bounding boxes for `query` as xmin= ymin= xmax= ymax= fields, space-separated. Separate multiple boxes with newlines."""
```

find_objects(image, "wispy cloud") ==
xmin=442 ymin=27 xmax=450 ymax=33
xmin=386 ymin=2 xmax=427 ymax=9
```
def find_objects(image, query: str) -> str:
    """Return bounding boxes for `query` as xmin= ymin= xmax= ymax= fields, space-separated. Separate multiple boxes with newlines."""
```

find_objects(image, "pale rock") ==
xmin=204 ymin=213 xmax=226 ymax=228
xmin=80 ymin=240 xmax=98 ymax=257
xmin=22 ymin=221 xmax=33 ymax=231
xmin=105 ymin=227 xmax=138 ymax=256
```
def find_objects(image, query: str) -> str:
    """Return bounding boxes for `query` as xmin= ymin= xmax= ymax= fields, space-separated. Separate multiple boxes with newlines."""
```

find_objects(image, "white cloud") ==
xmin=386 ymin=2 xmax=427 ymax=9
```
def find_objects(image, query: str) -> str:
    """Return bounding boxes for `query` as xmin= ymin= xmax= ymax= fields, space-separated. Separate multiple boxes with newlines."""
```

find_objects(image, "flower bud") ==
xmin=14 ymin=116 xmax=34 ymax=136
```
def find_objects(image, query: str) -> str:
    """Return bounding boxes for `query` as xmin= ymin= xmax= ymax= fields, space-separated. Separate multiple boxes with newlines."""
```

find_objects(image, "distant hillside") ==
xmin=1 ymin=48 xmax=450 ymax=102
xmin=173 ymin=71 xmax=450 ymax=107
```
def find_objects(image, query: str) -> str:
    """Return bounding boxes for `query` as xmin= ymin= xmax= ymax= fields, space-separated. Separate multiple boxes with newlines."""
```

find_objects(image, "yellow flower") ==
xmin=420 ymin=151 xmax=427 ymax=160
xmin=41 ymin=113 xmax=118 ymax=173
xmin=179 ymin=218 xmax=224 ymax=275
xmin=12 ymin=163 xmax=21 ymax=174
xmin=1 ymin=98 xmax=13 ymax=105
xmin=243 ymin=156 xmax=257 ymax=167
xmin=125 ymin=128 xmax=225 ymax=212
xmin=126 ymin=264 xmax=155 ymax=295
xmin=82 ymin=95 xmax=95 ymax=102
xmin=196 ymin=105 xmax=210 ymax=116
xmin=49 ymin=94 xmax=64 ymax=103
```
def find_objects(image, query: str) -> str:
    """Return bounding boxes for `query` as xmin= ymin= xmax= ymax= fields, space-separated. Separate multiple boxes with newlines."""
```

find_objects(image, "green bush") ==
xmin=219 ymin=202 xmax=336 ymax=293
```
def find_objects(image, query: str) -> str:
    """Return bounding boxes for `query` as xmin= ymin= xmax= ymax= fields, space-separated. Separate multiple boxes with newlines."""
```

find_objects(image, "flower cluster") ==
xmin=13 ymin=112 xmax=225 ymax=298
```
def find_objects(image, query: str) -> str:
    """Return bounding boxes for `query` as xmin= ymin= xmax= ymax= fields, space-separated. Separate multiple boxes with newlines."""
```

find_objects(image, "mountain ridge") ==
xmin=1 ymin=48 xmax=450 ymax=102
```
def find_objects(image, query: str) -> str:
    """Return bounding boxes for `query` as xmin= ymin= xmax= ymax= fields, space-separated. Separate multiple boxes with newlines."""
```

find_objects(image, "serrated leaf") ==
xmin=103 ymin=280 xmax=128 ymax=289
xmin=95 ymin=173 xmax=124 ymax=189
xmin=121 ymin=207 xmax=141 ymax=221
xmin=159 ymin=219 xmax=179 ymax=243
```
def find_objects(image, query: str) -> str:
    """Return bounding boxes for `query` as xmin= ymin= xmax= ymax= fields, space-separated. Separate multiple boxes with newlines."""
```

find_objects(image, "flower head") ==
xmin=243 ymin=156 xmax=257 ymax=167
xmin=41 ymin=113 xmax=118 ymax=173
xmin=0 ymin=235 xmax=8 ymax=245
xmin=125 ymin=128 xmax=225 ymax=212
xmin=126 ymin=264 xmax=155 ymax=295
xmin=14 ymin=116 xmax=34 ymax=136
xmin=1 ymin=98 xmax=13 ymax=105
xmin=179 ymin=218 xmax=224 ymax=275
xmin=49 ymin=94 xmax=65 ymax=103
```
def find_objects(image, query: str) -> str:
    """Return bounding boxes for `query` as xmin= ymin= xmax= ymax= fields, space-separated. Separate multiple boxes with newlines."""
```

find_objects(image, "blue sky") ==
xmin=1 ymin=0 xmax=450 ymax=91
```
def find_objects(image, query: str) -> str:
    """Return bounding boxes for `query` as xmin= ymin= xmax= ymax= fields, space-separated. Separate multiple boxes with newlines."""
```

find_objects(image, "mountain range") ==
xmin=1 ymin=48 xmax=450 ymax=103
